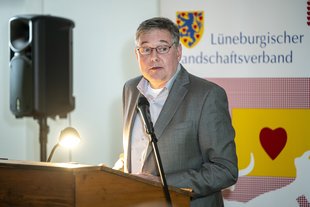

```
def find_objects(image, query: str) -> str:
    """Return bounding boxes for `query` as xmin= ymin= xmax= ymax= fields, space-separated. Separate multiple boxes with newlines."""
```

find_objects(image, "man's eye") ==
xmin=158 ymin=46 xmax=168 ymax=53
xmin=142 ymin=47 xmax=151 ymax=53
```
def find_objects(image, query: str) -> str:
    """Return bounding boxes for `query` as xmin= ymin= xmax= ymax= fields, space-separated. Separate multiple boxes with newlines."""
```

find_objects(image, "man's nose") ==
xmin=150 ymin=48 xmax=159 ymax=61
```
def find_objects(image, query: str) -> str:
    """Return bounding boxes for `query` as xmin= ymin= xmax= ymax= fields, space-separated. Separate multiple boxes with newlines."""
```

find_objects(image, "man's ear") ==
xmin=177 ymin=44 xmax=182 ymax=61
xmin=135 ymin=48 xmax=139 ymax=60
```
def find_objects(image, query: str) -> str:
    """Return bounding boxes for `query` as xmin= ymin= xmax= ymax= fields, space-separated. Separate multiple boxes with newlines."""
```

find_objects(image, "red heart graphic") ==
xmin=259 ymin=127 xmax=287 ymax=160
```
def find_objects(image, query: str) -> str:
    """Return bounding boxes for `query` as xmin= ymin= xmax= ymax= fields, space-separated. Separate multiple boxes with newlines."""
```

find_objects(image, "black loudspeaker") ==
xmin=9 ymin=15 xmax=75 ymax=118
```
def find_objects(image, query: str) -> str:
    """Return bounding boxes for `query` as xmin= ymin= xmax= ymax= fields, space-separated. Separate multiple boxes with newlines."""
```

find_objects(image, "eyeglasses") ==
xmin=136 ymin=43 xmax=175 ymax=55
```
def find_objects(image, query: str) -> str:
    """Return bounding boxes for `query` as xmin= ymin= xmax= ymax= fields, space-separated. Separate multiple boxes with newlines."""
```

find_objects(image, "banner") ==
xmin=161 ymin=0 xmax=309 ymax=78
xmin=160 ymin=0 xmax=310 ymax=206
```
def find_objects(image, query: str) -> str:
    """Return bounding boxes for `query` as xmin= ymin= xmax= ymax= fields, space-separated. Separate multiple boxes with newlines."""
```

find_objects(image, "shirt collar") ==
xmin=137 ymin=64 xmax=181 ymax=95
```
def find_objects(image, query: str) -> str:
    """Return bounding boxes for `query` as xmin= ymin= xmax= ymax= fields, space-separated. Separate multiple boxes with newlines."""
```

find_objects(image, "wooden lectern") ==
xmin=0 ymin=159 xmax=191 ymax=207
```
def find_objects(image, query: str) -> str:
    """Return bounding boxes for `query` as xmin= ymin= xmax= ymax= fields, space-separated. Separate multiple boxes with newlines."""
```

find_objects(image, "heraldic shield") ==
xmin=176 ymin=11 xmax=204 ymax=48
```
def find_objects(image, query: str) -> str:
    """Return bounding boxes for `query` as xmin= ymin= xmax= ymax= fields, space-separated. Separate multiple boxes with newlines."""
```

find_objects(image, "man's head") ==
xmin=135 ymin=17 xmax=180 ymax=46
xmin=135 ymin=17 xmax=182 ymax=89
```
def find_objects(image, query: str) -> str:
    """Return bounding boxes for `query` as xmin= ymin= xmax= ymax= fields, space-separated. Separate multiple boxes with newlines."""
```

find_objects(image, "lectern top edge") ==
xmin=0 ymin=159 xmax=99 ymax=172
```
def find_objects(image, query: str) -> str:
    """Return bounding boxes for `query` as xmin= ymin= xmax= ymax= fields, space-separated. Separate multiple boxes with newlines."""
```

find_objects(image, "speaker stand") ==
xmin=37 ymin=117 xmax=49 ymax=162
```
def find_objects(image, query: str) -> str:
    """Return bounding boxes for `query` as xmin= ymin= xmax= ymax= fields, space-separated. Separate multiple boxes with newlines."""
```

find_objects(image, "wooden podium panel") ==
xmin=0 ymin=160 xmax=191 ymax=207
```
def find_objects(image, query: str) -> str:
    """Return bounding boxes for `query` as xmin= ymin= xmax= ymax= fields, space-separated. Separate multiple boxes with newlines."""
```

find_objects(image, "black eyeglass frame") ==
xmin=136 ymin=42 xmax=176 ymax=55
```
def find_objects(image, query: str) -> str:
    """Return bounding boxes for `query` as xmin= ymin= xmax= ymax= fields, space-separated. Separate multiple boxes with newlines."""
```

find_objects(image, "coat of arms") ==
xmin=176 ymin=11 xmax=204 ymax=48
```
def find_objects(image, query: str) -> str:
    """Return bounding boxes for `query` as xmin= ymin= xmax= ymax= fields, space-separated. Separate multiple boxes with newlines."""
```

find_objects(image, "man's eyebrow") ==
xmin=159 ymin=40 xmax=170 ymax=44
xmin=139 ymin=41 xmax=149 ymax=45
xmin=139 ymin=40 xmax=170 ymax=46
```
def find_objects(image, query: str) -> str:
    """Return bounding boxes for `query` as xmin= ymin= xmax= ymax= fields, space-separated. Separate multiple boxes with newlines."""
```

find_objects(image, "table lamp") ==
xmin=47 ymin=127 xmax=80 ymax=162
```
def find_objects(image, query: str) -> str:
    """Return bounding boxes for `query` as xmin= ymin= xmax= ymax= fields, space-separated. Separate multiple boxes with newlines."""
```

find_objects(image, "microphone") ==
xmin=137 ymin=96 xmax=154 ymax=135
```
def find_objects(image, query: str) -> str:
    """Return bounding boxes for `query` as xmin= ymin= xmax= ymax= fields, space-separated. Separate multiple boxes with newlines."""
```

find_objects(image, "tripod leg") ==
xmin=38 ymin=117 xmax=49 ymax=162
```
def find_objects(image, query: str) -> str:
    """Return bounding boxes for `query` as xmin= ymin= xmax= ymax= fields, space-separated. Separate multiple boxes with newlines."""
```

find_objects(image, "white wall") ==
xmin=0 ymin=0 xmax=159 ymax=166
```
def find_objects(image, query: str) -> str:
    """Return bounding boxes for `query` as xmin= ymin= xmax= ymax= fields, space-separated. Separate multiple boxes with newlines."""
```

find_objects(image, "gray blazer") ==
xmin=122 ymin=66 xmax=238 ymax=207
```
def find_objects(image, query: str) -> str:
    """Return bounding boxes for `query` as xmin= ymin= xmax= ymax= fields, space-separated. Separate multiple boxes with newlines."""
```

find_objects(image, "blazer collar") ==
xmin=154 ymin=65 xmax=190 ymax=138
xmin=142 ymin=66 xmax=190 ymax=167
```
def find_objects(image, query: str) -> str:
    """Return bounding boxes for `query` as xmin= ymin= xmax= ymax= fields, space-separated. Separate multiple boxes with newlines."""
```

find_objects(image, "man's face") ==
xmin=135 ymin=29 xmax=182 ymax=89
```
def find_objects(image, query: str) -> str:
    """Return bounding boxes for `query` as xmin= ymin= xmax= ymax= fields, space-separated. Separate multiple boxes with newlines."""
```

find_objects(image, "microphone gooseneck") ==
xmin=136 ymin=95 xmax=172 ymax=206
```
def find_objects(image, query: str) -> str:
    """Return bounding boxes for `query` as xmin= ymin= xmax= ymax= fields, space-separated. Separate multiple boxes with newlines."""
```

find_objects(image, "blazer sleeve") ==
xmin=165 ymin=85 xmax=238 ymax=198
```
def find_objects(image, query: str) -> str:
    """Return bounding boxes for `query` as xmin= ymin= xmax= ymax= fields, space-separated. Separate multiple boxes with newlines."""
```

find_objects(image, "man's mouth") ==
xmin=150 ymin=66 xmax=162 ymax=70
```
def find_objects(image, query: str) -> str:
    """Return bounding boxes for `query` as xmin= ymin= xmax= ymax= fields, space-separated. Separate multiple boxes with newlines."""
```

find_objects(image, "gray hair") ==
xmin=135 ymin=17 xmax=180 ymax=46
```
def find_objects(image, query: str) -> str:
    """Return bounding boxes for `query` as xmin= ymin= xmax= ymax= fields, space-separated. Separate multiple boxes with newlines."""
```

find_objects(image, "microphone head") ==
xmin=137 ymin=95 xmax=154 ymax=135
xmin=138 ymin=95 xmax=149 ymax=107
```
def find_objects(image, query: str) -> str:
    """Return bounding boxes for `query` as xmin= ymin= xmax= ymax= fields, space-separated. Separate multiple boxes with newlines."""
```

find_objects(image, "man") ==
xmin=118 ymin=17 xmax=238 ymax=207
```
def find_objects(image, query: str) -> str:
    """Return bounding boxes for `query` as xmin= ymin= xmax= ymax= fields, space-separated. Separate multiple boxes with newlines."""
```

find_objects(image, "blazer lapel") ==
xmin=143 ymin=67 xmax=190 ymax=165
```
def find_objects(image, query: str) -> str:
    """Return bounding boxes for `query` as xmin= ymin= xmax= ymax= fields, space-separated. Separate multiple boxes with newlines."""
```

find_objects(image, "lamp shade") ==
xmin=58 ymin=127 xmax=81 ymax=148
